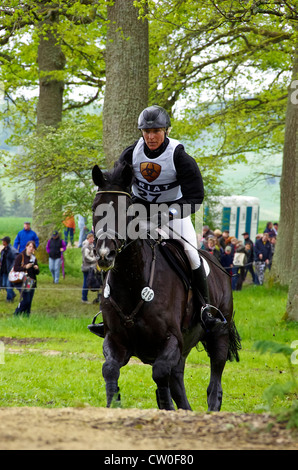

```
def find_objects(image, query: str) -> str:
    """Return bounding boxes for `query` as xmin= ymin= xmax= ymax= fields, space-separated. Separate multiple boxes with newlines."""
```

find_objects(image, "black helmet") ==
xmin=138 ymin=105 xmax=171 ymax=130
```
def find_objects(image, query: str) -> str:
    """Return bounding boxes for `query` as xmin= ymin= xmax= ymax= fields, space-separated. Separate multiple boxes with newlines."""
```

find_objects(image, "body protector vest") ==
xmin=132 ymin=137 xmax=183 ymax=203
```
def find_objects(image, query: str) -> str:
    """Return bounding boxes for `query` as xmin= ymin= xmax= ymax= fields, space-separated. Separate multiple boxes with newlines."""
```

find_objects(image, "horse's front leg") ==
xmin=206 ymin=326 xmax=229 ymax=411
xmin=102 ymin=334 xmax=130 ymax=407
xmin=152 ymin=334 xmax=181 ymax=410
xmin=169 ymin=356 xmax=192 ymax=410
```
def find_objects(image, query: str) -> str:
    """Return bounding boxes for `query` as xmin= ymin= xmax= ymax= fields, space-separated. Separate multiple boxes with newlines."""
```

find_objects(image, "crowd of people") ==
xmin=199 ymin=222 xmax=278 ymax=290
xmin=0 ymin=217 xmax=99 ymax=316
xmin=0 ymin=217 xmax=278 ymax=316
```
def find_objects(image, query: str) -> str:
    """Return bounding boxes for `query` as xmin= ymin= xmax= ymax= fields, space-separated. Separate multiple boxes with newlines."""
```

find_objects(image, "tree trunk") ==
xmin=103 ymin=0 xmax=149 ymax=168
xmin=271 ymin=43 xmax=298 ymax=287
xmin=34 ymin=12 xmax=65 ymax=263
xmin=285 ymin=37 xmax=298 ymax=321
xmin=285 ymin=123 xmax=298 ymax=320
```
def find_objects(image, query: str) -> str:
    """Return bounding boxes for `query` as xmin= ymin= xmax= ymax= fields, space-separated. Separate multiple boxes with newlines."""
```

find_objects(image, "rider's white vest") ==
xmin=131 ymin=137 xmax=183 ymax=203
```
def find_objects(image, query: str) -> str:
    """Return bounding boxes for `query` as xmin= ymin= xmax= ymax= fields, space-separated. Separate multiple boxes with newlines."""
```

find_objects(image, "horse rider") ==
xmin=89 ymin=105 xmax=223 ymax=337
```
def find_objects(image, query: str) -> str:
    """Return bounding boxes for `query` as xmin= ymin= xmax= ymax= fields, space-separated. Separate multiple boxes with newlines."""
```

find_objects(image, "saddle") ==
xmin=159 ymin=240 xmax=210 ymax=289
xmin=159 ymin=239 xmax=192 ymax=291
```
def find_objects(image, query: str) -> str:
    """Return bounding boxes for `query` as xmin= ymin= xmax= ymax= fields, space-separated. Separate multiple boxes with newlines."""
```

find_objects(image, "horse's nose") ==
xmin=96 ymin=242 xmax=116 ymax=267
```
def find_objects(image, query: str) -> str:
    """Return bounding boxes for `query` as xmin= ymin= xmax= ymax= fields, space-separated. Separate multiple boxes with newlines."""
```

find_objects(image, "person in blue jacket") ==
xmin=254 ymin=232 xmax=272 ymax=285
xmin=13 ymin=221 xmax=39 ymax=253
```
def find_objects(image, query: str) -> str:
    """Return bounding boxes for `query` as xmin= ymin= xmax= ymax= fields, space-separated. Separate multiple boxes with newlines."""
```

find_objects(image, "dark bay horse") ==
xmin=91 ymin=162 xmax=241 ymax=411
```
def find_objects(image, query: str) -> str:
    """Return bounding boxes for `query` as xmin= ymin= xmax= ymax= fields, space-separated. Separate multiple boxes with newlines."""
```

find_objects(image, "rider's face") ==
xmin=142 ymin=128 xmax=166 ymax=151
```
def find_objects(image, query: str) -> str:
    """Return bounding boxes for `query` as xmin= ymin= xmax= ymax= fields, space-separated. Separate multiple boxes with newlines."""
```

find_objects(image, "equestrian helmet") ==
xmin=138 ymin=105 xmax=171 ymax=130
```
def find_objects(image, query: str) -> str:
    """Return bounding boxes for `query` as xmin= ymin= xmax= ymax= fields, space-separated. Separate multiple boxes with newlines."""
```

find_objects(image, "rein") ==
xmin=104 ymin=240 xmax=157 ymax=328
xmin=94 ymin=189 xmax=132 ymax=254
xmin=96 ymin=190 xmax=132 ymax=198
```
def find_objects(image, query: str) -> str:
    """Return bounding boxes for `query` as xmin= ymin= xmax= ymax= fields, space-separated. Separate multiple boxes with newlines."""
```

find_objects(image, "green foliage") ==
xmin=3 ymin=114 xmax=105 ymax=224
xmin=0 ymin=217 xmax=32 ymax=240
xmin=141 ymin=0 xmax=292 ymax=188
xmin=0 ymin=0 xmax=291 ymax=225
xmin=254 ymin=340 xmax=298 ymax=428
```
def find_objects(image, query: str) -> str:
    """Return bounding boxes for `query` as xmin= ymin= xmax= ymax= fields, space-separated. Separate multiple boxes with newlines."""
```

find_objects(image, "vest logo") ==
xmin=140 ymin=162 xmax=161 ymax=183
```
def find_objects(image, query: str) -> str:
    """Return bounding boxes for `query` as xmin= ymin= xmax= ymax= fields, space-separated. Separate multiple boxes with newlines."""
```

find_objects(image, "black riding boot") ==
xmin=88 ymin=321 xmax=105 ymax=338
xmin=192 ymin=265 xmax=224 ymax=332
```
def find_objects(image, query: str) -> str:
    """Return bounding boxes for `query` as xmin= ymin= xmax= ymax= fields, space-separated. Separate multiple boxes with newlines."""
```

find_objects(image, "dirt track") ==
xmin=0 ymin=406 xmax=297 ymax=450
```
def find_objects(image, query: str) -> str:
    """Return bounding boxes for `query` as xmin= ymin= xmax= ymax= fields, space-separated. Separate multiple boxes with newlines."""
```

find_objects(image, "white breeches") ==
xmin=140 ymin=215 xmax=201 ymax=270
xmin=168 ymin=216 xmax=201 ymax=270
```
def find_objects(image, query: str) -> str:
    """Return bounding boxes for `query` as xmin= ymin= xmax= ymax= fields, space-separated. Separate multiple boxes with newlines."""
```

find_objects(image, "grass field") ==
xmin=0 ymin=217 xmax=296 ymax=415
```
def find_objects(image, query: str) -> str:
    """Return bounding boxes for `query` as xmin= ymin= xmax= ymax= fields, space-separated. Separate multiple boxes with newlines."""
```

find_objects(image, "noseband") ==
xmin=93 ymin=189 xmax=133 ymax=254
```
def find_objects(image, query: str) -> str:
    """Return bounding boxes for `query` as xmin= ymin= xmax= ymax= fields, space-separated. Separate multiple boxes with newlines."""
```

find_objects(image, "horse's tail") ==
xmin=227 ymin=312 xmax=241 ymax=362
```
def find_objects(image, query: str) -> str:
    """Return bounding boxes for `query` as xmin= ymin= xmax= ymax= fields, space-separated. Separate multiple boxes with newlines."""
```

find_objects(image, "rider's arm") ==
xmin=172 ymin=145 xmax=204 ymax=215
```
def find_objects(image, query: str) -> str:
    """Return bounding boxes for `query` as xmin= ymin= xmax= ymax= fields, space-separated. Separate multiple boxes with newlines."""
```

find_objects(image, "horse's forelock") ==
xmin=105 ymin=162 xmax=131 ymax=190
xmin=92 ymin=162 xmax=131 ymax=210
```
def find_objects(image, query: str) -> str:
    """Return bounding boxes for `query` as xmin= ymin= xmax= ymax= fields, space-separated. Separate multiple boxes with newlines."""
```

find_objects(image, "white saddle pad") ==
xmin=202 ymin=257 xmax=210 ymax=277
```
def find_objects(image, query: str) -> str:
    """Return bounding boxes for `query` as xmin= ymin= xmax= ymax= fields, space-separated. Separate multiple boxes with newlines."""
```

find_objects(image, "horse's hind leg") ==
xmin=152 ymin=335 xmax=181 ymax=410
xmin=206 ymin=326 xmax=229 ymax=411
xmin=169 ymin=356 xmax=192 ymax=410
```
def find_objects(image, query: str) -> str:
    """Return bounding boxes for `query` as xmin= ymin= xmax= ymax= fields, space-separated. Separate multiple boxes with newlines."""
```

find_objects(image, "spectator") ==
xmin=220 ymin=245 xmax=234 ymax=277
xmin=233 ymin=241 xmax=248 ymax=291
xmin=78 ymin=215 xmax=88 ymax=248
xmin=81 ymin=232 xmax=97 ymax=304
xmin=13 ymin=221 xmax=39 ymax=253
xmin=241 ymin=232 xmax=256 ymax=283
xmin=213 ymin=229 xmax=222 ymax=240
xmin=63 ymin=212 xmax=76 ymax=247
xmin=201 ymin=225 xmax=214 ymax=249
xmin=0 ymin=236 xmax=18 ymax=302
xmin=225 ymin=236 xmax=238 ymax=256
xmin=46 ymin=231 xmax=67 ymax=284
xmin=218 ymin=230 xmax=229 ymax=250
xmin=204 ymin=236 xmax=221 ymax=262
xmin=254 ymin=232 xmax=272 ymax=285
xmin=273 ymin=223 xmax=278 ymax=236
xmin=264 ymin=222 xmax=275 ymax=238
xmin=13 ymin=241 xmax=39 ymax=317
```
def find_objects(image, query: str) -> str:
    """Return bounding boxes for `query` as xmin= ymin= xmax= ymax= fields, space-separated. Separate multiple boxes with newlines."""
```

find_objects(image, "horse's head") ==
xmin=92 ymin=162 xmax=133 ymax=270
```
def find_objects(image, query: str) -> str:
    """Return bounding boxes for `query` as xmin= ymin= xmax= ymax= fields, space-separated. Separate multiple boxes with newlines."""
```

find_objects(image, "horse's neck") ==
xmin=114 ymin=239 xmax=150 ymax=284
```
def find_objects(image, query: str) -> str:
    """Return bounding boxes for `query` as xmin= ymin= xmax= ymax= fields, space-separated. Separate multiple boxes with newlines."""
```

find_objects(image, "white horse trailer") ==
xmin=212 ymin=196 xmax=260 ymax=240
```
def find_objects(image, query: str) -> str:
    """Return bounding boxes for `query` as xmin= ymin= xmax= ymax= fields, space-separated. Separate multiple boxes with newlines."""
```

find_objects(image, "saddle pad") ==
xmin=202 ymin=257 xmax=210 ymax=277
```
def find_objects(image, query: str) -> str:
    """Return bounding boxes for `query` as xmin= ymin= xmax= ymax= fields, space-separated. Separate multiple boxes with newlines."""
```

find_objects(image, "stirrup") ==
xmin=87 ymin=311 xmax=105 ymax=338
xmin=200 ymin=304 xmax=227 ymax=331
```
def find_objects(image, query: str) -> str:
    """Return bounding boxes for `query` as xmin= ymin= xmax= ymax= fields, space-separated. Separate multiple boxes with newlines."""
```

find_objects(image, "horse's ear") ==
xmin=122 ymin=162 xmax=133 ymax=189
xmin=92 ymin=165 xmax=105 ymax=188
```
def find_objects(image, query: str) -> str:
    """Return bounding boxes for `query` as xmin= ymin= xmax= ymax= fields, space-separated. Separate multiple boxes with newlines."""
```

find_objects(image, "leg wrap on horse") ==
xmin=156 ymin=388 xmax=175 ymax=410
xmin=105 ymin=383 xmax=121 ymax=407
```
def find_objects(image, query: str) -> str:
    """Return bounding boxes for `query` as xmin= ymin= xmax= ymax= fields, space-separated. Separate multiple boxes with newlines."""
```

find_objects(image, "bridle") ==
xmin=93 ymin=189 xmax=133 ymax=254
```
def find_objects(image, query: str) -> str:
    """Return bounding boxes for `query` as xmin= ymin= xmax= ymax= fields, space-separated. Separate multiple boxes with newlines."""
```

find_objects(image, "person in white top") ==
xmin=89 ymin=106 xmax=222 ymax=338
